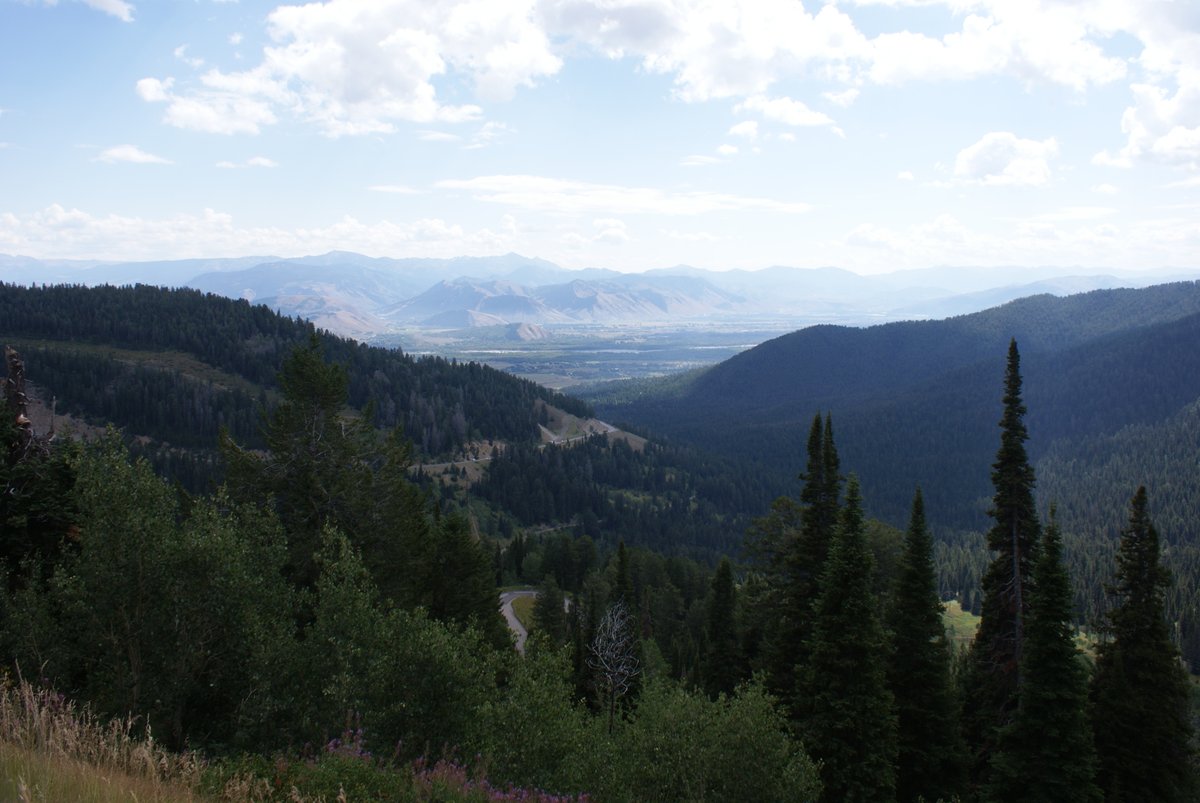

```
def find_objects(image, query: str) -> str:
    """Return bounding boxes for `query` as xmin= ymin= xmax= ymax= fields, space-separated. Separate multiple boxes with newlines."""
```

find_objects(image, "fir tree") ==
xmin=800 ymin=475 xmax=897 ymax=803
xmin=615 ymin=539 xmax=632 ymax=606
xmin=532 ymin=574 xmax=569 ymax=644
xmin=764 ymin=413 xmax=842 ymax=712
xmin=703 ymin=557 xmax=740 ymax=697
xmin=1091 ymin=487 xmax=1196 ymax=802
xmin=888 ymin=488 xmax=967 ymax=803
xmin=963 ymin=339 xmax=1041 ymax=785
xmin=988 ymin=510 xmax=1099 ymax=802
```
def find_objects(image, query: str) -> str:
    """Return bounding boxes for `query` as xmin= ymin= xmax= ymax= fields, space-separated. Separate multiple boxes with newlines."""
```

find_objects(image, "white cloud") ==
xmin=216 ymin=156 xmax=278 ymax=168
xmin=1092 ymin=182 xmax=1119 ymax=194
xmin=436 ymin=174 xmax=810 ymax=215
xmin=174 ymin=44 xmax=205 ymax=69
xmin=81 ymin=0 xmax=134 ymax=22
xmin=540 ymin=0 xmax=870 ymax=102
xmin=822 ymin=87 xmax=860 ymax=107
xmin=1164 ymin=175 xmax=1200 ymax=189
xmin=866 ymin=3 xmax=1127 ymax=90
xmin=897 ymin=170 xmax=914 ymax=180
xmin=229 ymin=33 xmax=243 ymax=46
xmin=1095 ymin=75 xmax=1200 ymax=169
xmin=839 ymin=209 xmax=1200 ymax=272
xmin=465 ymin=120 xmax=514 ymax=149
xmin=541 ymin=0 xmax=1140 ymax=113
xmin=138 ymin=73 xmax=278 ymax=135
xmin=728 ymin=121 xmax=758 ymax=140
xmin=737 ymin=95 xmax=836 ymax=129
xmin=144 ymin=1 xmax=560 ymax=137
xmin=1036 ymin=206 xmax=1116 ymax=222
xmin=95 ymin=144 xmax=171 ymax=164
xmin=954 ymin=132 xmax=1058 ymax=186
xmin=661 ymin=228 xmax=718 ymax=242
xmin=0 ymin=204 xmax=521 ymax=261
xmin=418 ymin=130 xmax=463 ymax=142
xmin=680 ymin=154 xmax=720 ymax=167
xmin=592 ymin=217 xmax=630 ymax=244
xmin=717 ymin=144 xmax=738 ymax=156
xmin=368 ymin=184 xmax=420 ymax=193
xmin=136 ymin=77 xmax=173 ymax=103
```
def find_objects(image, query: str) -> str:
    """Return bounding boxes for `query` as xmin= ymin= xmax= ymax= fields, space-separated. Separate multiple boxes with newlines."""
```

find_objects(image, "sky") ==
xmin=1 ymin=0 xmax=1198 ymax=274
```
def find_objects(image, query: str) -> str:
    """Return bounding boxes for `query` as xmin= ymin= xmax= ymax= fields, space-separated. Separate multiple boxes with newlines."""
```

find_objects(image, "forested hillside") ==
xmin=2 ymin=282 xmax=790 ymax=561
xmin=592 ymin=283 xmax=1200 ymax=530
xmin=590 ymin=282 xmax=1200 ymax=666
xmin=2 ymin=284 xmax=1195 ymax=801
xmin=0 ymin=282 xmax=588 ymax=488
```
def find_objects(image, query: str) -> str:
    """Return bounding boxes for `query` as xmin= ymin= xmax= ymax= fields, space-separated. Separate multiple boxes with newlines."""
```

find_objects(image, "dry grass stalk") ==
xmin=0 ymin=674 xmax=203 ymax=802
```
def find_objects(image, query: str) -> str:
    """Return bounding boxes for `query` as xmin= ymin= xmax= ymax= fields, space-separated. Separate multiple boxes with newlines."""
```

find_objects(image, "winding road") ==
xmin=499 ymin=589 xmax=538 ymax=654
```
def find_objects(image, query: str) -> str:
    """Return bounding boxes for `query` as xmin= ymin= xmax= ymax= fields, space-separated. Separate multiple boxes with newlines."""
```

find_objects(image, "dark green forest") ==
xmin=590 ymin=283 xmax=1200 ymax=669
xmin=1 ymin=282 xmax=1197 ymax=800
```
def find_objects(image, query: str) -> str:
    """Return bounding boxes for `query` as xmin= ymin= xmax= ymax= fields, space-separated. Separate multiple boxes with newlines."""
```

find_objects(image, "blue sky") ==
xmin=1 ymin=0 xmax=1198 ymax=273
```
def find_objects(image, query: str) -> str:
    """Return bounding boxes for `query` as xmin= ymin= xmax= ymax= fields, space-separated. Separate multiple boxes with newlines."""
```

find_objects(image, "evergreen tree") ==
xmin=532 ymin=574 xmax=569 ymax=644
xmin=615 ymin=539 xmax=632 ymax=606
xmin=221 ymin=335 xmax=376 ymax=590
xmin=422 ymin=513 xmax=510 ymax=648
xmin=800 ymin=475 xmax=897 ymax=803
xmin=703 ymin=557 xmax=740 ymax=697
xmin=756 ymin=413 xmax=842 ymax=711
xmin=887 ymin=488 xmax=967 ymax=803
xmin=1091 ymin=487 xmax=1196 ymax=802
xmin=963 ymin=339 xmax=1041 ymax=784
xmin=988 ymin=510 xmax=1099 ymax=802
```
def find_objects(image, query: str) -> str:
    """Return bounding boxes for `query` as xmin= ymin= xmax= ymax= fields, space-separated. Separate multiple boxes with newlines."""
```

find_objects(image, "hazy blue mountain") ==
xmin=590 ymin=282 xmax=1200 ymax=531
xmin=5 ymin=251 xmax=1200 ymax=340
xmin=382 ymin=278 xmax=546 ymax=325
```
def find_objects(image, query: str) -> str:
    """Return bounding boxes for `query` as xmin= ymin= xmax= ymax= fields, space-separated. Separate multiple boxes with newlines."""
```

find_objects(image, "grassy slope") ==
xmin=511 ymin=594 xmax=536 ymax=630
xmin=0 ymin=744 xmax=200 ymax=803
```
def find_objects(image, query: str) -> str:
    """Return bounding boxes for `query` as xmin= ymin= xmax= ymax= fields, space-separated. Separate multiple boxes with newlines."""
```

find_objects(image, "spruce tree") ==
xmin=532 ymin=574 xmax=569 ymax=644
xmin=703 ymin=557 xmax=740 ymax=697
xmin=888 ymin=488 xmax=967 ymax=803
xmin=987 ymin=510 xmax=1099 ymax=803
xmin=963 ymin=339 xmax=1041 ymax=785
xmin=1091 ymin=487 xmax=1196 ymax=802
xmin=781 ymin=414 xmax=842 ymax=702
xmin=800 ymin=475 xmax=897 ymax=803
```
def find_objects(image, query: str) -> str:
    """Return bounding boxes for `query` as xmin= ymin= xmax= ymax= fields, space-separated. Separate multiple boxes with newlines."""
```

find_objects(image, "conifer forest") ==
xmin=1 ymin=283 xmax=1196 ymax=801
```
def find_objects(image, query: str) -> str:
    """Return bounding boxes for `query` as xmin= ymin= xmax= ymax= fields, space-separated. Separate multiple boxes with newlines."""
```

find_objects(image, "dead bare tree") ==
xmin=588 ymin=600 xmax=640 ymax=735
xmin=5 ymin=346 xmax=49 ymax=464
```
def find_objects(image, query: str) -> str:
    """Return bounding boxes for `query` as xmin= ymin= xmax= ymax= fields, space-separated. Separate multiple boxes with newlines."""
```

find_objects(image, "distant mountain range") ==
xmin=4 ymin=251 xmax=1198 ymax=339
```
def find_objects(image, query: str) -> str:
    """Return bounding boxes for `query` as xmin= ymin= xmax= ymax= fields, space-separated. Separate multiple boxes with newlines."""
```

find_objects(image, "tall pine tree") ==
xmin=784 ymin=414 xmax=842 ymax=702
xmin=748 ymin=413 xmax=842 ymax=714
xmin=703 ymin=557 xmax=741 ymax=698
xmin=888 ymin=488 xmax=967 ymax=803
xmin=963 ymin=339 xmax=1041 ymax=786
xmin=800 ymin=475 xmax=897 ymax=803
xmin=1091 ymin=487 xmax=1196 ymax=802
xmin=987 ymin=510 xmax=1099 ymax=802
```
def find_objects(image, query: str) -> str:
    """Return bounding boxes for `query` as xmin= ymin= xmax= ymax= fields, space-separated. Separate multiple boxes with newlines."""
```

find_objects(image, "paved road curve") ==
xmin=499 ymin=590 xmax=538 ymax=654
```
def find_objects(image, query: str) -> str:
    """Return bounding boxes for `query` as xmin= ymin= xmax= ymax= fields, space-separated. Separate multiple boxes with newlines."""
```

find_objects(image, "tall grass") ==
xmin=0 ymin=675 xmax=589 ymax=802
xmin=0 ymin=673 xmax=204 ymax=802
